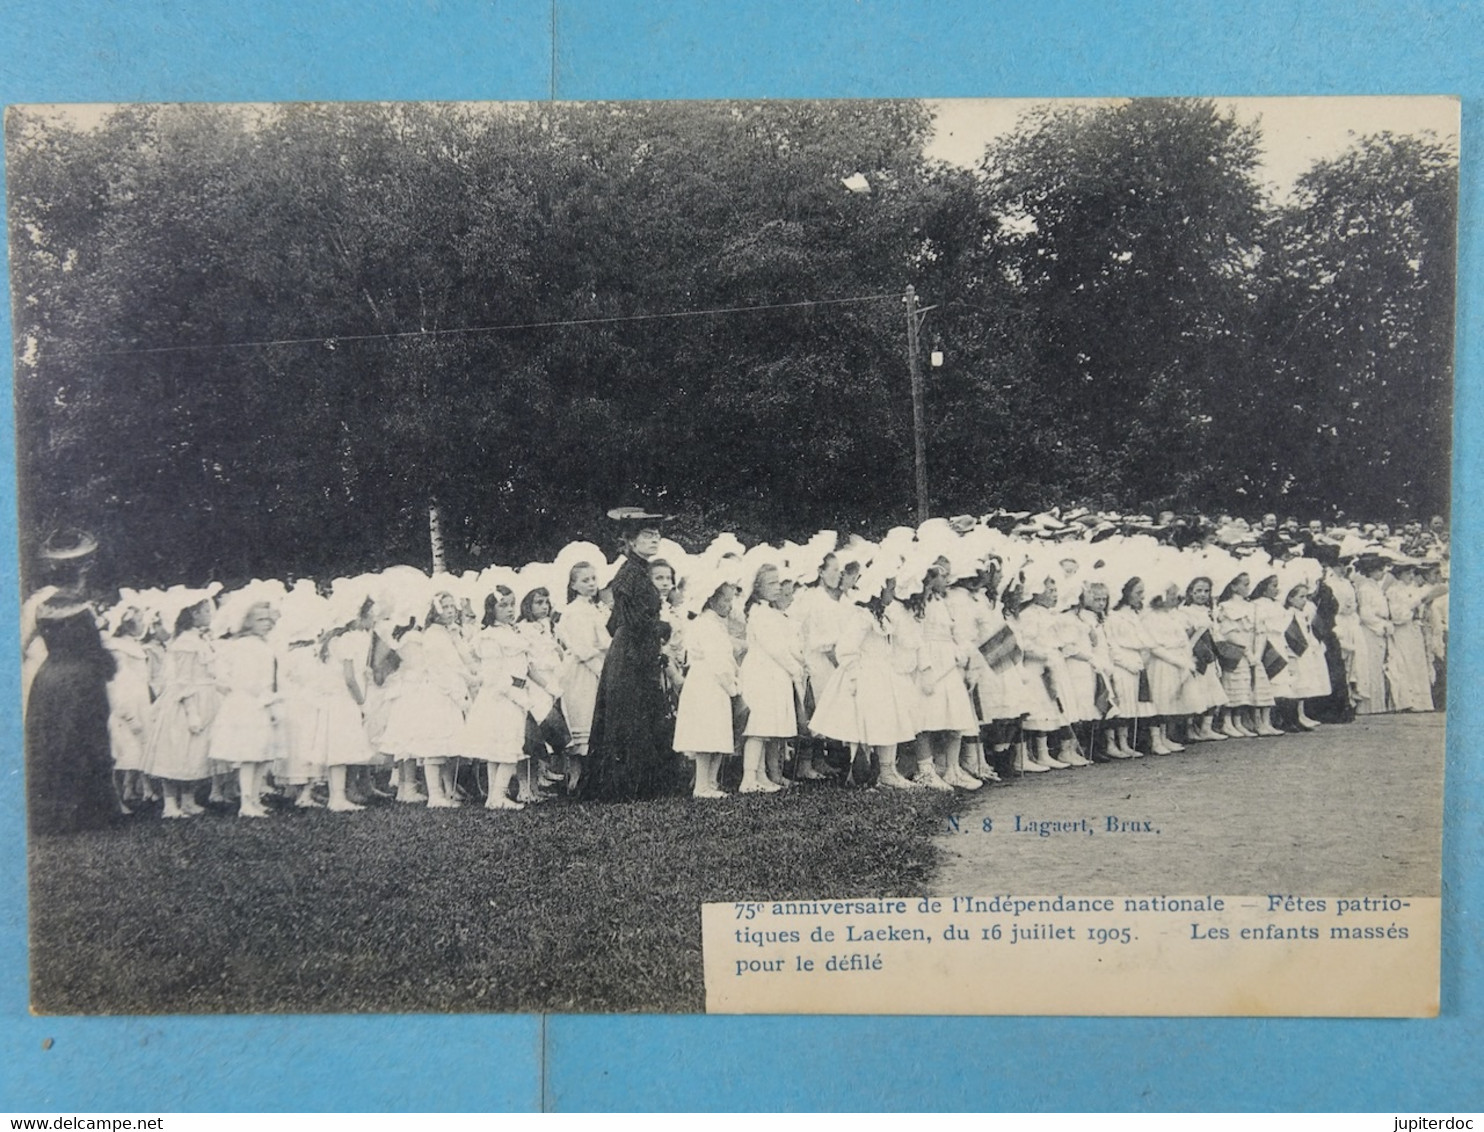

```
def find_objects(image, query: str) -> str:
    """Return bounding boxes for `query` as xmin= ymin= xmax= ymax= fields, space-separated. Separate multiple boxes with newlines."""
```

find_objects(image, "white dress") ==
xmin=1106 ymin=606 xmax=1154 ymax=720
xmin=103 ymin=636 xmax=152 ymax=773
xmin=1142 ymin=606 xmax=1194 ymax=716
xmin=974 ymin=603 xmax=1032 ymax=722
xmin=1285 ymin=602 xmax=1333 ymax=700
xmin=794 ymin=585 xmax=846 ymax=723
xmin=277 ymin=644 xmax=331 ymax=785
xmin=810 ymin=604 xmax=917 ymax=747
xmin=1178 ymin=605 xmax=1227 ymax=713
xmin=915 ymin=596 xmax=978 ymax=733
xmin=1353 ymin=577 xmax=1391 ymax=714
xmin=519 ymin=618 xmax=566 ymax=727
xmin=377 ymin=624 xmax=474 ymax=761
xmin=1253 ymin=595 xmax=1294 ymax=700
xmin=672 ymin=610 xmax=739 ymax=755
xmin=459 ymin=624 xmax=533 ymax=764
xmin=324 ymin=629 xmax=385 ymax=765
xmin=1385 ymin=584 xmax=1433 ymax=712
xmin=208 ymin=635 xmax=285 ymax=768
xmin=1056 ymin=608 xmax=1103 ymax=724
xmin=556 ymin=599 xmax=609 ymax=753
xmin=739 ymin=604 xmax=804 ymax=738
xmin=141 ymin=631 xmax=220 ymax=782
xmin=1015 ymin=603 xmax=1070 ymax=733
xmin=1215 ymin=598 xmax=1258 ymax=708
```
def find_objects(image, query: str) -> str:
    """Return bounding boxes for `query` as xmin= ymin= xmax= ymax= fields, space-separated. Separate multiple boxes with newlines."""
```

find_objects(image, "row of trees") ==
xmin=5 ymin=99 xmax=1456 ymax=588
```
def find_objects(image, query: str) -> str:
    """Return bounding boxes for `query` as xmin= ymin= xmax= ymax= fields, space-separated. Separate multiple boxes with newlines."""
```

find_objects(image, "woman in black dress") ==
xmin=583 ymin=510 xmax=681 ymax=802
xmin=25 ymin=532 xmax=118 ymax=836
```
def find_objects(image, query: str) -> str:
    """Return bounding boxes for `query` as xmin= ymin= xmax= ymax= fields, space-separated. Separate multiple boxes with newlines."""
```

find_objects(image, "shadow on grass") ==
xmin=30 ymin=786 xmax=958 ymax=1014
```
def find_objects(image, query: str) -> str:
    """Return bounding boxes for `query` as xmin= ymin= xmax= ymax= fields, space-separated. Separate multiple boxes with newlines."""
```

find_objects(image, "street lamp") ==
xmin=904 ymin=285 xmax=939 ymax=522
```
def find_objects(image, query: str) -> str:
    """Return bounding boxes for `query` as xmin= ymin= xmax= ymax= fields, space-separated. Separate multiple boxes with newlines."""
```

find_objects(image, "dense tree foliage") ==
xmin=5 ymin=99 xmax=1456 ymax=589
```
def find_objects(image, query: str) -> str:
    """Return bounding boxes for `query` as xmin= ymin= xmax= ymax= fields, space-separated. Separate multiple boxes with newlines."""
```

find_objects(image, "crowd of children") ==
xmin=21 ymin=508 xmax=1449 ymax=829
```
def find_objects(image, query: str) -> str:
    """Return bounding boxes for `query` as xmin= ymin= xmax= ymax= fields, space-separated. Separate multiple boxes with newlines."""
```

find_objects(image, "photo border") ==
xmin=2 ymin=0 xmax=1480 ymax=1112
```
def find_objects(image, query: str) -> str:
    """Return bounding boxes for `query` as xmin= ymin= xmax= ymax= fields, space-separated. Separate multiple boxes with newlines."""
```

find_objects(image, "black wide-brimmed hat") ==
xmin=606 ymin=506 xmax=673 ymax=534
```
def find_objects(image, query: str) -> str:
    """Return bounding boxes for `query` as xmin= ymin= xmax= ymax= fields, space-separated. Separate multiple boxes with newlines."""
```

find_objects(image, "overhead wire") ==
xmin=76 ymin=291 xmax=908 ymax=360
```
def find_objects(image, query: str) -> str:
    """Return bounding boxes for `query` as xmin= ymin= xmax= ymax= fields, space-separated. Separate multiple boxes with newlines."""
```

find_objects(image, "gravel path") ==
xmin=931 ymin=712 xmax=1445 ymax=897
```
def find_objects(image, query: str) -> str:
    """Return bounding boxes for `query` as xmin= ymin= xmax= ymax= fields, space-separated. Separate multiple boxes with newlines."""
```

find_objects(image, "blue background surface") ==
xmin=2 ymin=0 xmax=1480 ymax=1112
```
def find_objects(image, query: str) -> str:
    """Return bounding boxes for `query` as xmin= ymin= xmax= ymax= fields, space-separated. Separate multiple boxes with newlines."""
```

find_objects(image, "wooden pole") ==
xmin=428 ymin=500 xmax=447 ymax=574
xmin=905 ymin=285 xmax=928 ymax=523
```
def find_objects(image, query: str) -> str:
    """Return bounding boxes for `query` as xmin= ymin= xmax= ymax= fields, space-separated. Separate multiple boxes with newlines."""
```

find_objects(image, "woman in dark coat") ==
xmin=583 ymin=511 xmax=680 ymax=802
xmin=25 ymin=533 xmax=118 ymax=836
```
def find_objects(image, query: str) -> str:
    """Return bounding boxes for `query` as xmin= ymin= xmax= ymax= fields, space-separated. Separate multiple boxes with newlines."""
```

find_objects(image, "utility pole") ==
xmin=905 ymin=285 xmax=929 ymax=523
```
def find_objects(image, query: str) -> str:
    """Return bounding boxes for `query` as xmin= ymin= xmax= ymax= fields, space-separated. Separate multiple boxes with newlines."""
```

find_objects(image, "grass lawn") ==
xmin=29 ymin=785 xmax=958 ymax=1014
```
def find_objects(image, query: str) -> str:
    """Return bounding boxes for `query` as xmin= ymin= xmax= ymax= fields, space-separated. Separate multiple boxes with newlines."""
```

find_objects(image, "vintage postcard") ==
xmin=7 ymin=95 xmax=1456 ymax=1016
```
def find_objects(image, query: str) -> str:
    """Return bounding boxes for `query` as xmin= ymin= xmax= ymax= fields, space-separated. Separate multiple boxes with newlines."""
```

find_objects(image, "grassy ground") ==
xmin=29 ymin=783 xmax=957 ymax=1014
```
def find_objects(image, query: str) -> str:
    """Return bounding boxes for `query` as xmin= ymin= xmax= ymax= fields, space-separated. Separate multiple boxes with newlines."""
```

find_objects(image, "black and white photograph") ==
xmin=7 ymin=95 xmax=1457 ymax=1014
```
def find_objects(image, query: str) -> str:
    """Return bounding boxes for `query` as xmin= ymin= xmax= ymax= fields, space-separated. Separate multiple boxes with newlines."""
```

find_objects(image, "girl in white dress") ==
xmin=739 ymin=563 xmax=806 ymax=793
xmin=673 ymin=574 xmax=741 ymax=799
xmin=462 ymin=588 xmax=549 ymax=811
xmin=209 ymin=601 xmax=286 ymax=819
xmin=1142 ymin=583 xmax=1195 ymax=754
xmin=556 ymin=563 xmax=610 ymax=792
xmin=1065 ymin=582 xmax=1120 ymax=760
xmin=278 ymin=636 xmax=331 ymax=809
xmin=1248 ymin=574 xmax=1290 ymax=736
xmin=1215 ymin=573 xmax=1259 ymax=737
xmin=103 ymin=605 xmax=154 ymax=812
xmin=142 ymin=598 xmax=220 ymax=818
xmin=910 ymin=565 xmax=981 ymax=788
xmin=944 ymin=567 xmax=1002 ymax=782
xmin=323 ymin=601 xmax=388 ymax=807
xmin=1106 ymin=578 xmax=1155 ymax=757
xmin=792 ymin=553 xmax=848 ymax=781
xmin=976 ymin=562 xmax=1033 ymax=777
xmin=378 ymin=592 xmax=479 ymax=808
xmin=1013 ymin=575 xmax=1073 ymax=772
xmin=518 ymin=586 xmax=569 ymax=793
xmin=811 ymin=567 xmax=919 ymax=788
xmin=1178 ymin=577 xmax=1228 ymax=742
xmin=651 ymin=560 xmax=687 ymax=723
xmin=1281 ymin=581 xmax=1331 ymax=728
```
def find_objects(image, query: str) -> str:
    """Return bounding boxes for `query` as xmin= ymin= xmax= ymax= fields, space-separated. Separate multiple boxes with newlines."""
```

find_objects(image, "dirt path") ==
xmin=931 ymin=712 xmax=1445 ymax=897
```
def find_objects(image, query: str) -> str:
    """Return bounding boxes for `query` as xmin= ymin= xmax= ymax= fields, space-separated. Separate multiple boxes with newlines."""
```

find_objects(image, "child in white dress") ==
xmin=556 ymin=564 xmax=610 ymax=794
xmin=461 ymin=588 xmax=549 ymax=811
xmin=142 ymin=598 xmax=219 ymax=818
xmin=738 ymin=564 xmax=806 ymax=793
xmin=672 ymin=573 xmax=742 ymax=799
xmin=209 ymin=601 xmax=285 ymax=819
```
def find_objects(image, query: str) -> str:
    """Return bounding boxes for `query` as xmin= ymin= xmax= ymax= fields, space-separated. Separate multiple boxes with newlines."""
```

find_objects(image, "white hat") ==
xmin=893 ymin=545 xmax=940 ymax=602
xmin=212 ymin=578 xmax=287 ymax=638
xmin=701 ymin=532 xmax=747 ymax=564
xmin=793 ymin=529 xmax=839 ymax=584
xmin=850 ymin=553 xmax=900 ymax=605
xmin=277 ymin=579 xmax=331 ymax=644
xmin=326 ymin=575 xmax=381 ymax=627
xmin=682 ymin=558 xmax=745 ymax=619
xmin=103 ymin=587 xmax=151 ymax=634
xmin=375 ymin=564 xmax=436 ymax=627
xmin=836 ymin=534 xmax=878 ymax=570
xmin=597 ymin=555 xmax=625 ymax=589
xmin=516 ymin=562 xmax=559 ymax=610
xmin=476 ymin=564 xmax=521 ymax=600
xmin=156 ymin=582 xmax=223 ymax=632
xmin=553 ymin=541 xmax=609 ymax=597
xmin=740 ymin=544 xmax=785 ymax=601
